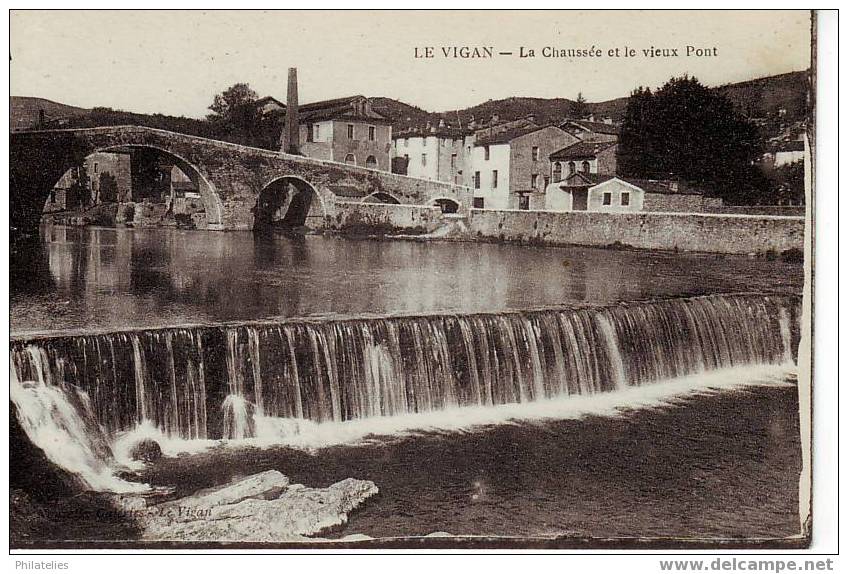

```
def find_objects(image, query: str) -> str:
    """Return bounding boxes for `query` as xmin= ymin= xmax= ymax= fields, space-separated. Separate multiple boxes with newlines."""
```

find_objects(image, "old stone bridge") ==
xmin=10 ymin=125 xmax=472 ymax=238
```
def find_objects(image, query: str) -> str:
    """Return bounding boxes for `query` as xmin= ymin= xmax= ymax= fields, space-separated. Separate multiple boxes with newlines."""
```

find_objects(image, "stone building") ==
xmin=549 ymin=140 xmax=618 ymax=182
xmin=284 ymin=95 xmax=393 ymax=172
xmin=45 ymin=152 xmax=131 ymax=212
xmin=545 ymin=175 xmax=721 ymax=213
xmin=392 ymin=120 xmax=474 ymax=185
xmin=470 ymin=124 xmax=578 ymax=210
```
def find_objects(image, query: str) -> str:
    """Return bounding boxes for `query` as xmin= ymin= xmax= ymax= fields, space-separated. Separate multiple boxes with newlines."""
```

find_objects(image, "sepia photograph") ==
xmin=6 ymin=8 xmax=827 ymax=554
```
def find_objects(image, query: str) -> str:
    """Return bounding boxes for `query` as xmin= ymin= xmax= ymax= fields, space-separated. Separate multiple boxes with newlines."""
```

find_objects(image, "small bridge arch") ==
xmin=254 ymin=175 xmax=327 ymax=231
xmin=430 ymin=197 xmax=461 ymax=214
xmin=361 ymin=191 xmax=401 ymax=205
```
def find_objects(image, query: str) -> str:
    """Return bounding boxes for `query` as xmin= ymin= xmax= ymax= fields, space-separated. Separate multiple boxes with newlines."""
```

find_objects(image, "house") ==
xmin=549 ymin=140 xmax=618 ymax=181
xmin=763 ymin=139 xmax=805 ymax=168
xmin=545 ymin=175 xmax=721 ymax=213
xmin=560 ymin=118 xmax=620 ymax=142
xmin=284 ymin=95 xmax=393 ymax=171
xmin=46 ymin=152 xmax=131 ymax=212
xmin=392 ymin=119 xmax=473 ymax=185
xmin=470 ymin=124 xmax=579 ymax=210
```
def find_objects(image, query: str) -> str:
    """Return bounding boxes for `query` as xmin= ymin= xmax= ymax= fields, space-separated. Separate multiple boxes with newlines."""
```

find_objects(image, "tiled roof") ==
xmin=271 ymin=95 xmax=391 ymax=124
xmin=393 ymin=124 xmax=472 ymax=139
xmin=562 ymin=119 xmax=621 ymax=136
xmin=474 ymin=124 xmax=557 ymax=146
xmin=558 ymin=172 xmax=607 ymax=187
xmin=615 ymin=178 xmax=703 ymax=195
xmin=550 ymin=140 xmax=617 ymax=160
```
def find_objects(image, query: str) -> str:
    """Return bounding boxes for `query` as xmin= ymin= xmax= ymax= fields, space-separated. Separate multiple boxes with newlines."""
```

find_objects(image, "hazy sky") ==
xmin=11 ymin=10 xmax=811 ymax=118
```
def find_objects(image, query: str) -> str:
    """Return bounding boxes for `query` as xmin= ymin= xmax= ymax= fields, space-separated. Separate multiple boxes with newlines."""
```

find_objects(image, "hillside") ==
xmin=10 ymin=96 xmax=89 ymax=131
xmin=11 ymin=69 xmax=810 ymax=136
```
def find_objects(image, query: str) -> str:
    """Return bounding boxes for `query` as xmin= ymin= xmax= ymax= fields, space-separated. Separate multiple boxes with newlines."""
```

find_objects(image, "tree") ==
xmin=616 ymin=76 xmax=765 ymax=204
xmin=570 ymin=92 xmax=589 ymax=119
xmin=206 ymin=83 xmax=265 ymax=147
xmin=616 ymin=87 xmax=654 ymax=178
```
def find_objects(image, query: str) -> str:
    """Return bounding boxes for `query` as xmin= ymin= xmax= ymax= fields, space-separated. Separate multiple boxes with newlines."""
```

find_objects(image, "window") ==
xmin=531 ymin=146 xmax=539 ymax=161
xmin=450 ymin=153 xmax=457 ymax=169
xmin=531 ymin=174 xmax=539 ymax=189
xmin=347 ymin=124 xmax=355 ymax=139
xmin=621 ymin=192 xmax=630 ymax=206
xmin=474 ymin=171 xmax=481 ymax=189
xmin=519 ymin=195 xmax=530 ymax=210
xmin=484 ymin=146 xmax=490 ymax=161
xmin=553 ymin=162 xmax=562 ymax=181
xmin=423 ymin=138 xmax=427 ymax=147
xmin=582 ymin=160 xmax=591 ymax=174
xmin=544 ymin=176 xmax=550 ymax=189
xmin=313 ymin=124 xmax=321 ymax=141
xmin=365 ymin=155 xmax=377 ymax=169
xmin=473 ymin=197 xmax=485 ymax=208
xmin=603 ymin=192 xmax=612 ymax=206
xmin=368 ymin=126 xmax=376 ymax=141
xmin=403 ymin=154 xmax=409 ymax=161
xmin=404 ymin=138 xmax=409 ymax=147
xmin=492 ymin=170 xmax=498 ymax=188
xmin=50 ymin=189 xmax=56 ymax=203
xmin=568 ymin=161 xmax=576 ymax=175
xmin=93 ymin=162 xmax=99 ymax=173
xmin=421 ymin=153 xmax=427 ymax=166
xmin=344 ymin=153 xmax=356 ymax=165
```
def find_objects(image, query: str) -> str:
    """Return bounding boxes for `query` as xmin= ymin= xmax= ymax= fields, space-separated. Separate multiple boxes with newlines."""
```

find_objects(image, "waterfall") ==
xmin=10 ymin=365 xmax=147 ymax=493
xmin=11 ymin=293 xmax=801 ymax=446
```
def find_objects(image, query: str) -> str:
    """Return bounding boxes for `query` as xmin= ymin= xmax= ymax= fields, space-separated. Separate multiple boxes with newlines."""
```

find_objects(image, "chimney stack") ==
xmin=282 ymin=68 xmax=300 ymax=154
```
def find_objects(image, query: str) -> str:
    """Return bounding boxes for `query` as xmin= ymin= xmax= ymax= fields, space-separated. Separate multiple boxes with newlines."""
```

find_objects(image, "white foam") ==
xmin=169 ymin=363 xmax=797 ymax=453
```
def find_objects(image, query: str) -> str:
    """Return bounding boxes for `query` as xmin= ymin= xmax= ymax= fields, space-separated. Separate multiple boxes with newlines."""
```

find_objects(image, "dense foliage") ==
xmin=617 ymin=77 xmax=770 ymax=205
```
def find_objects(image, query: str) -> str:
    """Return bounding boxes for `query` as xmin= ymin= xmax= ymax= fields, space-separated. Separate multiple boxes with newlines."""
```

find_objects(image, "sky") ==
xmin=10 ymin=10 xmax=812 ymax=118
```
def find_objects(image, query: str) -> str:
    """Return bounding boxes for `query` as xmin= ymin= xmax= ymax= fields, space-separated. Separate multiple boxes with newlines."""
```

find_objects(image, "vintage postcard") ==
xmin=8 ymin=9 xmax=818 ymax=551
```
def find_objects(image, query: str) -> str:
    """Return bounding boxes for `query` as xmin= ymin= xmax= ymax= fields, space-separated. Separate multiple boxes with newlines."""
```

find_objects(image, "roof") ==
xmin=393 ymin=124 xmax=472 ymax=139
xmin=608 ymin=177 xmax=703 ymax=195
xmin=557 ymin=174 xmax=703 ymax=195
xmin=299 ymin=95 xmax=391 ymax=124
xmin=550 ymin=140 xmax=617 ymax=160
xmin=558 ymin=172 xmax=606 ymax=187
xmin=474 ymin=124 xmax=559 ymax=146
xmin=254 ymin=96 xmax=286 ymax=110
xmin=561 ymin=119 xmax=621 ymax=136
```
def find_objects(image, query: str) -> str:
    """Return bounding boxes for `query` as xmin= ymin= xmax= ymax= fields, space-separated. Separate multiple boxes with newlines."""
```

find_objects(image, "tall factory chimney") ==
xmin=281 ymin=67 xmax=300 ymax=154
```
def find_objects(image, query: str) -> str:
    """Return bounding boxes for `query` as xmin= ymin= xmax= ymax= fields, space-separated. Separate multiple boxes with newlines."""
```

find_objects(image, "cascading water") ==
xmin=11 ymin=293 xmax=801 ymax=457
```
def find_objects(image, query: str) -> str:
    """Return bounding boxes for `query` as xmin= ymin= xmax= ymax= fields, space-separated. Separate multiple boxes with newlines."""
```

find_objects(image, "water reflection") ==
xmin=11 ymin=224 xmax=803 ymax=335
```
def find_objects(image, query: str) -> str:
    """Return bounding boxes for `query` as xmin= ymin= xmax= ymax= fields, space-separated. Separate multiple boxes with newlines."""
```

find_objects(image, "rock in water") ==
xmin=167 ymin=470 xmax=290 ymax=511
xmin=129 ymin=439 xmax=162 ymax=463
xmin=142 ymin=472 xmax=378 ymax=542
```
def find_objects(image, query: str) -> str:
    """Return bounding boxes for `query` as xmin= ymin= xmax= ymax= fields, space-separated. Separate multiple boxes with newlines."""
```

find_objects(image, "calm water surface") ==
xmin=11 ymin=224 xmax=803 ymax=335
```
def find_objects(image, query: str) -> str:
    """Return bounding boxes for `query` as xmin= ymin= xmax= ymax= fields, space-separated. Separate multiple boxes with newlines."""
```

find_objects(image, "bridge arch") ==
xmin=430 ymin=197 xmax=461 ymax=214
xmin=254 ymin=175 xmax=327 ymax=231
xmin=361 ymin=191 xmax=401 ymax=205
xmin=95 ymin=144 xmax=225 ymax=228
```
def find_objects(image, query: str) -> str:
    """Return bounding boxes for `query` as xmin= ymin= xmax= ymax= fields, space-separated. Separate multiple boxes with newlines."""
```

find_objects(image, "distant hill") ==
xmin=713 ymin=70 xmax=809 ymax=122
xmin=373 ymin=70 xmax=810 ymax=129
xmin=12 ymin=69 xmax=810 ymax=136
xmin=10 ymin=96 xmax=89 ymax=131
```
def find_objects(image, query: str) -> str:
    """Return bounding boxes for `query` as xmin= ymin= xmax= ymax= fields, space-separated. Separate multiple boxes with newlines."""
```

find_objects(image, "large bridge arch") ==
xmin=95 ymin=144 xmax=225 ymax=228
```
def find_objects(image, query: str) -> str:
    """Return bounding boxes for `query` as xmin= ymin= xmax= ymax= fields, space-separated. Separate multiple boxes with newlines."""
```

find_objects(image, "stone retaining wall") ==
xmin=331 ymin=202 xmax=805 ymax=254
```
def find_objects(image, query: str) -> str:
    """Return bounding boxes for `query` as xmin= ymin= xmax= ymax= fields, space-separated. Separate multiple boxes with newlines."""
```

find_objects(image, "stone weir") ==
xmin=11 ymin=293 xmax=801 ymax=443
